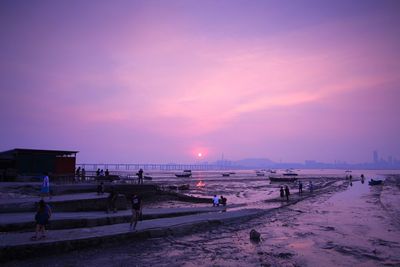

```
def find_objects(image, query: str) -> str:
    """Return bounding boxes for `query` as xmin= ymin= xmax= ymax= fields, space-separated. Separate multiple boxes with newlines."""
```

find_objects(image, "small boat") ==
xmin=282 ymin=172 xmax=298 ymax=176
xmin=282 ymin=169 xmax=298 ymax=176
xmin=175 ymin=170 xmax=192 ymax=178
xmin=256 ymin=172 xmax=265 ymax=176
xmin=368 ymin=179 xmax=383 ymax=186
xmin=144 ymin=175 xmax=152 ymax=180
xmin=222 ymin=173 xmax=230 ymax=177
xmin=269 ymin=170 xmax=277 ymax=174
xmin=269 ymin=176 xmax=298 ymax=182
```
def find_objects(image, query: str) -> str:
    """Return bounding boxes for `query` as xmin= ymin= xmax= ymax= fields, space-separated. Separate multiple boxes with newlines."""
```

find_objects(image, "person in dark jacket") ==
xmin=284 ymin=185 xmax=290 ymax=201
xmin=31 ymin=200 xmax=52 ymax=240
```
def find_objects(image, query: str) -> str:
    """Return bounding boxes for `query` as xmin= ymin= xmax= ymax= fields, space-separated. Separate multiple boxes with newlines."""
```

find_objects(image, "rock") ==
xmin=250 ymin=229 xmax=261 ymax=241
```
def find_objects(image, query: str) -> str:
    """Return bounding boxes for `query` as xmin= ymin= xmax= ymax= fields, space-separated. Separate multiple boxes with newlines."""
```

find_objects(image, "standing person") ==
xmin=213 ymin=195 xmax=220 ymax=207
xmin=96 ymin=169 xmax=100 ymax=177
xmin=280 ymin=186 xmax=285 ymax=198
xmin=81 ymin=168 xmax=86 ymax=182
xmin=299 ymin=181 xmax=303 ymax=195
xmin=107 ymin=187 xmax=118 ymax=213
xmin=41 ymin=173 xmax=51 ymax=199
xmin=137 ymin=168 xmax=144 ymax=184
xmin=284 ymin=185 xmax=290 ymax=201
xmin=75 ymin=167 xmax=81 ymax=182
xmin=309 ymin=181 xmax=313 ymax=193
xmin=31 ymin=199 xmax=52 ymax=240
xmin=130 ymin=193 xmax=142 ymax=230
xmin=105 ymin=169 xmax=109 ymax=176
xmin=97 ymin=182 xmax=105 ymax=195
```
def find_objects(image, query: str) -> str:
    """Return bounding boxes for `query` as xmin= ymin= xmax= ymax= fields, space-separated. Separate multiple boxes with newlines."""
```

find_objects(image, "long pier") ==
xmin=76 ymin=163 xmax=231 ymax=171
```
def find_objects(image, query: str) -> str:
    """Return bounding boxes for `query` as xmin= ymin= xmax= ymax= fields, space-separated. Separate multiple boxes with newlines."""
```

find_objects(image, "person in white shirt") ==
xmin=40 ymin=173 xmax=51 ymax=199
xmin=213 ymin=195 xmax=220 ymax=207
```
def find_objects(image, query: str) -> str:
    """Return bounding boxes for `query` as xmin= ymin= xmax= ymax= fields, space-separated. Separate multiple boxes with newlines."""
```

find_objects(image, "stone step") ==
xmin=0 ymin=193 xmax=127 ymax=213
xmin=0 ymin=206 xmax=228 ymax=232
xmin=0 ymin=208 xmax=262 ymax=262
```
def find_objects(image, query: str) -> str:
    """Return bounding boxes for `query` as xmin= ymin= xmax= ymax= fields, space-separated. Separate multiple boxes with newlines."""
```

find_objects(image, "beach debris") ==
xmin=250 ymin=229 xmax=261 ymax=241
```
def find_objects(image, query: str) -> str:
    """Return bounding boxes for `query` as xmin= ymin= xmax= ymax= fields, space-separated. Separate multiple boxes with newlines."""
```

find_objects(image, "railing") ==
xmin=76 ymin=163 xmax=231 ymax=171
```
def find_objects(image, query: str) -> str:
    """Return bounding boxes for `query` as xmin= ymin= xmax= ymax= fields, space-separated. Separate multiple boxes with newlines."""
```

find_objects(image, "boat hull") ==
xmin=368 ymin=179 xmax=383 ymax=186
xmin=269 ymin=177 xmax=298 ymax=182
xmin=175 ymin=173 xmax=192 ymax=178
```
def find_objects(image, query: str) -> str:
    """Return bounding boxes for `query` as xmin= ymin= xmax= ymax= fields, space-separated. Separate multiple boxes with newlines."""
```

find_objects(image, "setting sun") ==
xmin=198 ymin=152 xmax=202 ymax=158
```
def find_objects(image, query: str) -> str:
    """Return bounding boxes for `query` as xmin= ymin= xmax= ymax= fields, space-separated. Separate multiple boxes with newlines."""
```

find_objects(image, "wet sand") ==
xmin=3 ymin=174 xmax=400 ymax=266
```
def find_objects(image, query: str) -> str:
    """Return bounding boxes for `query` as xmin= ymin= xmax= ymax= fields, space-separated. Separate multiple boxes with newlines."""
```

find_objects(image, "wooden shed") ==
xmin=0 ymin=148 xmax=78 ymax=176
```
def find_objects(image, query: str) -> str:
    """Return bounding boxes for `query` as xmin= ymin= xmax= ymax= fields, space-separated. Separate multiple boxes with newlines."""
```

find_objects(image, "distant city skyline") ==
xmin=1 ymin=1 xmax=400 ymax=164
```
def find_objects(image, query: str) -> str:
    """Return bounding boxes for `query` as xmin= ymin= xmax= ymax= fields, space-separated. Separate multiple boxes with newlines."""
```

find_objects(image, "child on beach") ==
xmin=130 ymin=193 xmax=142 ymax=230
xmin=219 ymin=196 xmax=227 ymax=206
xmin=40 ymin=173 xmax=51 ymax=199
xmin=213 ymin=195 xmax=220 ymax=207
xmin=31 ymin=200 xmax=52 ymax=240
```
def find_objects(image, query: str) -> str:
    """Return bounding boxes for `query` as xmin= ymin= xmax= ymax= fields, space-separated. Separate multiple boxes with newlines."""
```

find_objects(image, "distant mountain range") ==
xmin=232 ymin=158 xmax=274 ymax=168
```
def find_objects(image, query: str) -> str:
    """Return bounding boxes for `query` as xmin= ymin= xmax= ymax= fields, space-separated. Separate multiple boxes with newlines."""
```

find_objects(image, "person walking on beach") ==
xmin=130 ymin=193 xmax=142 ymax=230
xmin=280 ymin=186 xmax=285 ymax=198
xmin=299 ymin=181 xmax=303 ymax=195
xmin=31 ymin=199 xmax=52 ymax=240
xmin=284 ymin=185 xmax=290 ymax=201
xmin=137 ymin=168 xmax=144 ymax=184
xmin=309 ymin=181 xmax=313 ymax=193
xmin=213 ymin=195 xmax=220 ymax=207
xmin=107 ymin=187 xmax=118 ymax=213
xmin=40 ymin=173 xmax=51 ymax=199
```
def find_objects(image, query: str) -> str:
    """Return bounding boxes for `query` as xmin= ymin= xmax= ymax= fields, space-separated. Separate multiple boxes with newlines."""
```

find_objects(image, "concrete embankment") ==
xmin=0 ymin=206 xmax=229 ymax=232
xmin=0 ymin=193 xmax=127 ymax=213
xmin=0 ymin=208 xmax=262 ymax=262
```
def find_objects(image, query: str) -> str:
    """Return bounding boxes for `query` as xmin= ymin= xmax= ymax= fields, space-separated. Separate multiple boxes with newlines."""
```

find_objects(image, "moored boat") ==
xmin=222 ymin=173 xmax=230 ymax=177
xmin=175 ymin=170 xmax=192 ymax=178
xmin=269 ymin=176 xmax=298 ymax=182
xmin=282 ymin=170 xmax=298 ymax=176
xmin=368 ymin=179 xmax=383 ymax=186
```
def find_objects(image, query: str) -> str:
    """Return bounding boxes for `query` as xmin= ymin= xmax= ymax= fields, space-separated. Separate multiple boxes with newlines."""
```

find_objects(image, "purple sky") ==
xmin=1 ymin=0 xmax=400 ymax=164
